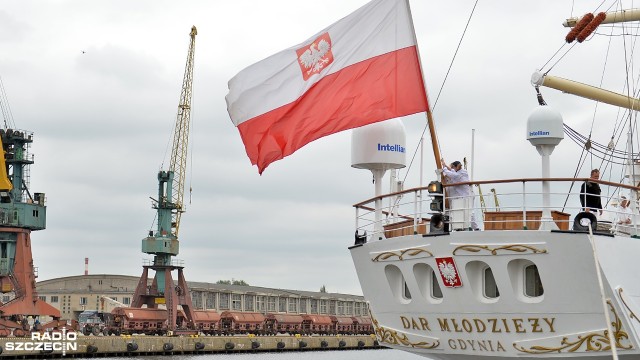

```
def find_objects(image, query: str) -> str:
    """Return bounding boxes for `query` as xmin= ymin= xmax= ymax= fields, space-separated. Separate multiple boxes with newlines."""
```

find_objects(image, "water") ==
xmin=98 ymin=349 xmax=424 ymax=360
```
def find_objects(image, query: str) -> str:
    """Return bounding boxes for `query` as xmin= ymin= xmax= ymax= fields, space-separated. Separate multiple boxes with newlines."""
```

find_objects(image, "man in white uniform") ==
xmin=441 ymin=159 xmax=478 ymax=230
xmin=616 ymin=196 xmax=632 ymax=234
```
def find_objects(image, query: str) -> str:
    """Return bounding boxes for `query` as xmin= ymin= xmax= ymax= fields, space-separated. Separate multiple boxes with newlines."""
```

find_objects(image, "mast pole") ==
xmin=426 ymin=110 xmax=442 ymax=170
xmin=419 ymin=137 xmax=424 ymax=218
xmin=471 ymin=129 xmax=475 ymax=181
xmin=405 ymin=0 xmax=442 ymax=171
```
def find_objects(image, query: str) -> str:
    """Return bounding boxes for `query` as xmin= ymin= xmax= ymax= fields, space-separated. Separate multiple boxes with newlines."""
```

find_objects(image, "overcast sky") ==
xmin=0 ymin=0 xmax=632 ymax=295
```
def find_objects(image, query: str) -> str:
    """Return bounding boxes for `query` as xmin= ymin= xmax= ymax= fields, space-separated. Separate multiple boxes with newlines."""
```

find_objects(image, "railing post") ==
xmin=632 ymin=198 xmax=638 ymax=238
xmin=418 ymin=189 xmax=423 ymax=223
xmin=443 ymin=189 xmax=447 ymax=213
xmin=522 ymin=182 xmax=527 ymax=230
xmin=413 ymin=190 xmax=418 ymax=234
xmin=355 ymin=207 xmax=360 ymax=235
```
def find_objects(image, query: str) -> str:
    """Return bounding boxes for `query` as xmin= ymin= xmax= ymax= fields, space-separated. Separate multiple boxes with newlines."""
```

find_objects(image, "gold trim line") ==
xmin=513 ymin=301 xmax=632 ymax=354
xmin=372 ymin=248 xmax=433 ymax=262
xmin=453 ymin=244 xmax=548 ymax=256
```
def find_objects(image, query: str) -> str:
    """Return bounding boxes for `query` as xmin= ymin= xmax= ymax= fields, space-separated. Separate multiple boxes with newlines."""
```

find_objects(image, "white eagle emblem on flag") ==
xmin=296 ymin=32 xmax=334 ymax=81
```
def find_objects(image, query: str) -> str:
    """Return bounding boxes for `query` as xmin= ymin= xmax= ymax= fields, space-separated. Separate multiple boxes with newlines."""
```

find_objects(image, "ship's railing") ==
xmin=353 ymin=177 xmax=640 ymax=241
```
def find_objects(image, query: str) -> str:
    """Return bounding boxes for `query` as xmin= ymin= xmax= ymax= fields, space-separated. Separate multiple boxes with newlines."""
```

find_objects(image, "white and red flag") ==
xmin=226 ymin=0 xmax=428 ymax=174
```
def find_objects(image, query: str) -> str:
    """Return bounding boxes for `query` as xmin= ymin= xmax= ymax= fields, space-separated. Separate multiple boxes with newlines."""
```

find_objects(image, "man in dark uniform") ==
xmin=580 ymin=169 xmax=603 ymax=215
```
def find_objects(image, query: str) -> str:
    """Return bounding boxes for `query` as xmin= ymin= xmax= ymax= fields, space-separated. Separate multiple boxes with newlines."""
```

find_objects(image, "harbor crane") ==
xmin=130 ymin=26 xmax=198 ymax=334
xmin=0 ymin=79 xmax=65 ymax=336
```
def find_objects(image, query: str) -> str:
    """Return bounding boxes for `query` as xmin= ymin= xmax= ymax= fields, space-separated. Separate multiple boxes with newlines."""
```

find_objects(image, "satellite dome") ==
xmin=527 ymin=105 xmax=564 ymax=146
xmin=351 ymin=119 xmax=406 ymax=171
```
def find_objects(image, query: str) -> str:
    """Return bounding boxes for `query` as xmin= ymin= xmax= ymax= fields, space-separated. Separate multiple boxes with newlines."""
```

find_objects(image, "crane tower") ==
xmin=0 ymin=79 xmax=67 ymax=336
xmin=0 ymin=129 xmax=62 ymax=336
xmin=131 ymin=26 xmax=197 ymax=334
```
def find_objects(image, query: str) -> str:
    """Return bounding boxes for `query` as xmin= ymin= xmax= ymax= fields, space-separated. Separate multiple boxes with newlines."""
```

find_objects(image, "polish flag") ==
xmin=226 ymin=0 xmax=428 ymax=174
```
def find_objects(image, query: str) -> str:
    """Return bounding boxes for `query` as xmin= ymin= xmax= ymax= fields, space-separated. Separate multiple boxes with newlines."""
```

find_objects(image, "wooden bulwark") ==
xmin=484 ymin=210 xmax=571 ymax=230
xmin=383 ymin=219 xmax=429 ymax=238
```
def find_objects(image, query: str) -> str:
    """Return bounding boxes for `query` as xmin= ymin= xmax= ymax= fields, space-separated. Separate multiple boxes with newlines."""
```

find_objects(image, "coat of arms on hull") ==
xmin=436 ymin=257 xmax=462 ymax=287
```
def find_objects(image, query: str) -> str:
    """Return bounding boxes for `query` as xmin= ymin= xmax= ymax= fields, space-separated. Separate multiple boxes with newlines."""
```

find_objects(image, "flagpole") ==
xmin=425 ymin=110 xmax=442 ymax=170
xmin=405 ymin=0 xmax=442 ymax=171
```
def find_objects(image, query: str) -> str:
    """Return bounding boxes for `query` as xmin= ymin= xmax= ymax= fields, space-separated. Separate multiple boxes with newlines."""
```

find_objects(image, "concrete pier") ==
xmin=0 ymin=334 xmax=381 ymax=358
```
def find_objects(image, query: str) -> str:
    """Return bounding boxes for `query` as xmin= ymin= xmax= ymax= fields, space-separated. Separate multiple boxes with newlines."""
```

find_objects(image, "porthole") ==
xmin=413 ymin=263 xmax=443 ymax=303
xmin=414 ymin=263 xmax=428 ymax=298
xmin=403 ymin=281 xmax=412 ymax=300
xmin=431 ymin=270 xmax=443 ymax=299
xmin=524 ymin=264 xmax=543 ymax=297
xmin=507 ymin=259 xmax=544 ymax=303
xmin=384 ymin=265 xmax=411 ymax=304
xmin=483 ymin=267 xmax=500 ymax=299
xmin=466 ymin=260 xmax=498 ymax=303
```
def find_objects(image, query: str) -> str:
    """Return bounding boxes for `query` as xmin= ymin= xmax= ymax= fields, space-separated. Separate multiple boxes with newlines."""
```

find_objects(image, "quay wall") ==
xmin=0 ymin=334 xmax=380 ymax=358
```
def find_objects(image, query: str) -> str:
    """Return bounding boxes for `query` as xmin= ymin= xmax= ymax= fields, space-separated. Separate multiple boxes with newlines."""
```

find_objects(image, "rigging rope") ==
xmin=561 ymin=1 xmax=623 ymax=209
xmin=539 ymin=43 xmax=572 ymax=72
xmin=564 ymin=124 xmax=638 ymax=161
xmin=541 ymin=0 xmax=609 ymax=74
xmin=431 ymin=0 xmax=479 ymax=111
xmin=402 ymin=0 xmax=479 ymax=184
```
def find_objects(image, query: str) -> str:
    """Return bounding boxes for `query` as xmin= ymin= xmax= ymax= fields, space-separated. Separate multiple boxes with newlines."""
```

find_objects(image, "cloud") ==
xmin=0 ymin=11 xmax=30 ymax=43
xmin=75 ymin=44 xmax=166 ymax=89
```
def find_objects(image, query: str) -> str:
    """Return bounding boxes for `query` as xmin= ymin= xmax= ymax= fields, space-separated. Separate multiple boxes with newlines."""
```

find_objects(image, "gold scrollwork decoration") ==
xmin=371 ymin=316 xmax=439 ymax=349
xmin=513 ymin=301 xmax=632 ymax=354
xmin=453 ymin=244 xmax=548 ymax=256
xmin=618 ymin=288 xmax=639 ymax=322
xmin=372 ymin=248 xmax=433 ymax=262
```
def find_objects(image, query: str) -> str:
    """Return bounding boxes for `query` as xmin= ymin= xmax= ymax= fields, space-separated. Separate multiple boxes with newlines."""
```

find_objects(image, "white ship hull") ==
xmin=350 ymin=229 xmax=640 ymax=359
